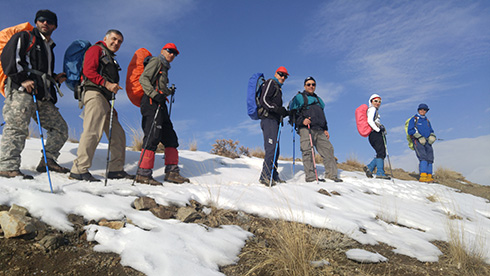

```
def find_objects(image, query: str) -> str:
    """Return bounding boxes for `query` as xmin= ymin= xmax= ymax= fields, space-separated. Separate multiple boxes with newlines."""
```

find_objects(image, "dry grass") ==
xmin=241 ymin=220 xmax=326 ymax=276
xmin=128 ymin=125 xmax=144 ymax=151
xmin=188 ymin=139 xmax=198 ymax=151
xmin=210 ymin=139 xmax=240 ymax=159
xmin=445 ymin=218 xmax=489 ymax=275
xmin=67 ymin=128 xmax=79 ymax=143
xmin=435 ymin=167 xmax=467 ymax=183
xmin=344 ymin=154 xmax=365 ymax=170
xmin=249 ymin=147 xmax=265 ymax=159
xmin=426 ymin=194 xmax=439 ymax=202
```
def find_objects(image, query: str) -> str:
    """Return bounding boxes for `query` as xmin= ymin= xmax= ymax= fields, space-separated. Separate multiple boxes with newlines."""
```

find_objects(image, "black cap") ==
xmin=35 ymin=10 xmax=58 ymax=27
xmin=304 ymin=76 xmax=316 ymax=85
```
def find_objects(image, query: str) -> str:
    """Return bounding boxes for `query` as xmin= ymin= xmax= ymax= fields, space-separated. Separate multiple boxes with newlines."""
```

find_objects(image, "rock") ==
xmin=133 ymin=197 xmax=158 ymax=210
xmin=98 ymin=219 xmax=125 ymax=230
xmin=318 ymin=188 xmax=332 ymax=196
xmin=0 ymin=211 xmax=36 ymax=238
xmin=37 ymin=234 xmax=64 ymax=251
xmin=9 ymin=204 xmax=29 ymax=217
xmin=176 ymin=207 xmax=201 ymax=223
xmin=150 ymin=206 xmax=174 ymax=220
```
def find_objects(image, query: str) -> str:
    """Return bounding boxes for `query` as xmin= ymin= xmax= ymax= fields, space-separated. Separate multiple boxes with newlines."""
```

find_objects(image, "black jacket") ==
xmin=258 ymin=78 xmax=283 ymax=121
xmin=1 ymin=28 xmax=58 ymax=103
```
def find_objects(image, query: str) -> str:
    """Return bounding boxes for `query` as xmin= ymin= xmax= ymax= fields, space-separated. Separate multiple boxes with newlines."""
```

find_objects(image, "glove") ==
xmin=413 ymin=133 xmax=422 ymax=139
xmin=153 ymin=94 xmax=167 ymax=105
xmin=276 ymin=106 xmax=289 ymax=117
xmin=418 ymin=136 xmax=427 ymax=145
xmin=168 ymin=85 xmax=176 ymax=95
xmin=379 ymin=125 xmax=386 ymax=134
xmin=428 ymin=133 xmax=436 ymax=144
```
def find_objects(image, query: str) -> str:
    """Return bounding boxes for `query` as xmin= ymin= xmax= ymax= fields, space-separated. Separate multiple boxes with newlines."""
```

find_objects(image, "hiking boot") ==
xmin=306 ymin=178 xmax=326 ymax=183
xmin=0 ymin=170 xmax=33 ymax=180
xmin=426 ymin=174 xmax=435 ymax=183
xmin=329 ymin=177 xmax=343 ymax=183
xmin=36 ymin=158 xmax=70 ymax=173
xmin=259 ymin=178 xmax=276 ymax=187
xmin=274 ymin=178 xmax=286 ymax=184
xmin=376 ymin=175 xmax=391 ymax=180
xmin=135 ymin=175 xmax=162 ymax=186
xmin=164 ymin=171 xmax=190 ymax=184
xmin=363 ymin=166 xmax=373 ymax=178
xmin=69 ymin=172 xmax=101 ymax=182
xmin=107 ymin=171 xmax=135 ymax=180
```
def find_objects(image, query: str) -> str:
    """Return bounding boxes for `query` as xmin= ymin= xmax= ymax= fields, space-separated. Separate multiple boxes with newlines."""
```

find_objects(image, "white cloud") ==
xmin=304 ymin=0 xmax=490 ymax=105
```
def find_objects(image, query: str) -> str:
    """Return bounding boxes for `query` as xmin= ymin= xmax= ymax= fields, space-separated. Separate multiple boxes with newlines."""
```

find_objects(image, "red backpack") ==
xmin=125 ymin=48 xmax=153 ymax=107
xmin=355 ymin=104 xmax=372 ymax=137
xmin=0 ymin=22 xmax=35 ymax=97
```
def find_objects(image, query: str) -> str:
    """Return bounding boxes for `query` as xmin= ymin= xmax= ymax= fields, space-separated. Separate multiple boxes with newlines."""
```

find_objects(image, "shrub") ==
xmin=210 ymin=139 xmax=240 ymax=159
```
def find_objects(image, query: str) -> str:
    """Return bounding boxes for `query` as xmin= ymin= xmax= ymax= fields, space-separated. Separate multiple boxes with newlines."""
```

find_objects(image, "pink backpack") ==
xmin=355 ymin=104 xmax=372 ymax=137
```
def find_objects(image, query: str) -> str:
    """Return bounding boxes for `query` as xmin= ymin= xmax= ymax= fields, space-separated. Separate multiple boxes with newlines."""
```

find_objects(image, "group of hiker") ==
xmin=0 ymin=9 xmax=436 ymax=187
xmin=0 ymin=9 xmax=188 ymax=185
xmin=256 ymin=67 xmax=436 ymax=186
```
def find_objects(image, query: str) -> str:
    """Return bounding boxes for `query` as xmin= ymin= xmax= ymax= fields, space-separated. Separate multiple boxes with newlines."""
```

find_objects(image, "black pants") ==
xmin=140 ymin=95 xmax=178 ymax=151
xmin=368 ymin=131 xmax=386 ymax=159
xmin=260 ymin=118 xmax=280 ymax=181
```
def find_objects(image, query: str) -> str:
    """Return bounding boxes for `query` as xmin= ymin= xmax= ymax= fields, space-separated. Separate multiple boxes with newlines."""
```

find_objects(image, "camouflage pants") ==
xmin=0 ymin=88 xmax=68 ymax=171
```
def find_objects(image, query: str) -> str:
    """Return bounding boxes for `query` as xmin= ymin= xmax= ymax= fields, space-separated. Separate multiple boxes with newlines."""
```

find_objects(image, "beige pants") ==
xmin=71 ymin=90 xmax=126 ymax=174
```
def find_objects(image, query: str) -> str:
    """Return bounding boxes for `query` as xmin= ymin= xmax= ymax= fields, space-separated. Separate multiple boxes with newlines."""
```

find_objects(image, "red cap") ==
xmin=162 ymin=43 xmax=179 ymax=55
xmin=276 ymin=66 xmax=289 ymax=75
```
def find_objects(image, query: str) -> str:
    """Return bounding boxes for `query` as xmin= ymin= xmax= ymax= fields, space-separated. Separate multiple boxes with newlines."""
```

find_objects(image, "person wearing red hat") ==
xmin=257 ymin=66 xmax=290 ymax=186
xmin=70 ymin=29 xmax=134 ymax=182
xmin=135 ymin=43 xmax=189 ymax=185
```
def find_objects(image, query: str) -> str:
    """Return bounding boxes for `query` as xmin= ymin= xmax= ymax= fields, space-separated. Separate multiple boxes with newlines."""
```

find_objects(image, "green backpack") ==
xmin=405 ymin=116 xmax=419 ymax=150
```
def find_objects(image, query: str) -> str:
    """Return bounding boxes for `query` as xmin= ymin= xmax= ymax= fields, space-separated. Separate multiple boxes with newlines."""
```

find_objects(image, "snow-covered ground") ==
xmin=1 ymin=138 xmax=489 ymax=276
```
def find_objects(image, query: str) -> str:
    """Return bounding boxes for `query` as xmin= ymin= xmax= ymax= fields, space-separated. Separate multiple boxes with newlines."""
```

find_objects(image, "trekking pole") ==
xmin=132 ymin=105 xmax=161 ymax=186
xmin=382 ymin=133 xmax=395 ymax=184
xmin=168 ymin=84 xmax=175 ymax=118
xmin=104 ymin=93 xmax=116 ymax=186
xmin=307 ymin=124 xmax=319 ymax=183
xmin=32 ymin=92 xmax=54 ymax=193
xmin=269 ymin=118 xmax=283 ymax=187
xmin=292 ymin=125 xmax=295 ymax=176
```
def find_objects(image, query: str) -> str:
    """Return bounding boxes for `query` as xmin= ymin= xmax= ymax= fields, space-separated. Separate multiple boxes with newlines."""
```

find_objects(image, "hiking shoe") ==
xmin=259 ymin=178 xmax=276 ymax=187
xmin=164 ymin=171 xmax=190 ymax=184
xmin=135 ymin=175 xmax=162 ymax=186
xmin=306 ymin=178 xmax=326 ymax=183
xmin=329 ymin=177 xmax=343 ymax=183
xmin=107 ymin=171 xmax=135 ymax=180
xmin=376 ymin=175 xmax=391 ymax=180
xmin=69 ymin=172 xmax=101 ymax=182
xmin=0 ymin=170 xmax=33 ymax=180
xmin=36 ymin=158 xmax=70 ymax=173
xmin=363 ymin=166 xmax=373 ymax=178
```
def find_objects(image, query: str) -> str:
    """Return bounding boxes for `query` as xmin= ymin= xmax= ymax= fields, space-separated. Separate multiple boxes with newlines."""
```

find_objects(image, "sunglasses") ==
xmin=372 ymin=99 xmax=382 ymax=103
xmin=306 ymin=83 xmax=316 ymax=87
xmin=277 ymin=72 xmax=288 ymax=79
xmin=166 ymin=49 xmax=179 ymax=56
xmin=37 ymin=17 xmax=55 ymax=25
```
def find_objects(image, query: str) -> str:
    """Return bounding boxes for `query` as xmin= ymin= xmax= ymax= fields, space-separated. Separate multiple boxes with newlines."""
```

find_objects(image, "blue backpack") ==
xmin=247 ymin=73 xmax=265 ymax=120
xmin=63 ymin=39 xmax=91 ymax=98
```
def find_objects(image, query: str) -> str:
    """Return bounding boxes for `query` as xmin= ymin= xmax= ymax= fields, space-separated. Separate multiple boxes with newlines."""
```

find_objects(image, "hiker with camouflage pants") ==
xmin=0 ymin=10 xmax=69 ymax=179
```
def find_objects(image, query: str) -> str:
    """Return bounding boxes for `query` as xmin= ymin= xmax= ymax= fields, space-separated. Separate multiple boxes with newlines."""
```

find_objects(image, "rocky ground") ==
xmin=1 ymin=165 xmax=489 ymax=276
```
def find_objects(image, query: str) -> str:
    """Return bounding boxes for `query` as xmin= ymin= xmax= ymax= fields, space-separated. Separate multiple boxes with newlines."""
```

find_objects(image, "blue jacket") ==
xmin=407 ymin=114 xmax=434 ymax=138
xmin=289 ymin=91 xmax=328 ymax=131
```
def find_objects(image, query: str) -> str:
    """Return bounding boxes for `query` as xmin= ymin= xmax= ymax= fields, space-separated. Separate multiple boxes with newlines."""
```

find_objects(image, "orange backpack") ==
xmin=0 ymin=22 xmax=35 ymax=97
xmin=125 ymin=48 xmax=153 ymax=107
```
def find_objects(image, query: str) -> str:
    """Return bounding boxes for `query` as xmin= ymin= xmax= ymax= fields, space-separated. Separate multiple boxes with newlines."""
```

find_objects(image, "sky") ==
xmin=0 ymin=138 xmax=489 ymax=275
xmin=1 ymin=1 xmax=489 ymax=181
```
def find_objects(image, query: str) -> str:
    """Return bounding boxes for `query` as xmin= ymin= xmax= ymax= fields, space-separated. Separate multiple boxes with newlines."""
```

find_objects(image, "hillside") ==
xmin=0 ymin=138 xmax=489 ymax=276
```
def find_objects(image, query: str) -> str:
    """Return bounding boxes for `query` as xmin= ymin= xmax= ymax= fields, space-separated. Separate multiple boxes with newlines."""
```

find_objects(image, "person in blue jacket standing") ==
xmin=407 ymin=103 xmax=436 ymax=183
